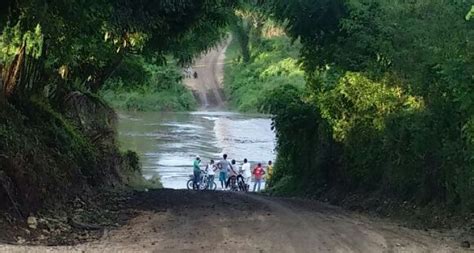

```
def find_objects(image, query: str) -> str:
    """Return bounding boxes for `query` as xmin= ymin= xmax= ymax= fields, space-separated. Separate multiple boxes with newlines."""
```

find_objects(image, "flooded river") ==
xmin=117 ymin=111 xmax=276 ymax=189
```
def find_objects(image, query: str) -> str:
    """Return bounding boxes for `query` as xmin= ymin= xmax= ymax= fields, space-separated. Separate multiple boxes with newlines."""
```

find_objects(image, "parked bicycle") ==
xmin=226 ymin=175 xmax=248 ymax=192
xmin=187 ymin=170 xmax=217 ymax=190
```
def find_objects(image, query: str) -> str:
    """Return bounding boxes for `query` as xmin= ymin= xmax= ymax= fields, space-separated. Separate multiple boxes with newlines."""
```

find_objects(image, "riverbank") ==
xmin=101 ymin=55 xmax=196 ymax=112
xmin=0 ymin=93 xmax=159 ymax=241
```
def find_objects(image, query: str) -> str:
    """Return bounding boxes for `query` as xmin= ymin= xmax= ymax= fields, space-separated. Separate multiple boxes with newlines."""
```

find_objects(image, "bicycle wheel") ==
xmin=199 ymin=179 xmax=208 ymax=190
xmin=210 ymin=182 xmax=217 ymax=190
xmin=231 ymin=179 xmax=239 ymax=191
xmin=238 ymin=181 xmax=247 ymax=192
xmin=187 ymin=179 xmax=194 ymax=190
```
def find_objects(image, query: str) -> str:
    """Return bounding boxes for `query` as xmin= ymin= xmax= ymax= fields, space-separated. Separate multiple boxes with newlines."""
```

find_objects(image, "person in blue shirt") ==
xmin=217 ymin=154 xmax=233 ymax=190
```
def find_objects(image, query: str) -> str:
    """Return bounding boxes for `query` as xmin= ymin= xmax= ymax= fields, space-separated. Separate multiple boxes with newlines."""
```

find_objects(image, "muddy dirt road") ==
xmin=184 ymin=41 xmax=228 ymax=108
xmin=1 ymin=189 xmax=465 ymax=253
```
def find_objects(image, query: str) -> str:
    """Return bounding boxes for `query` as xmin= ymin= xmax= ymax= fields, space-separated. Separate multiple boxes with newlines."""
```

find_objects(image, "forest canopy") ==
xmin=0 ymin=0 xmax=235 ymax=99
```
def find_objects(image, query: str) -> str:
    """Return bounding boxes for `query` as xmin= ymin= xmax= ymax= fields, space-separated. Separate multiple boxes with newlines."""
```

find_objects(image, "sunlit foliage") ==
xmin=264 ymin=0 xmax=474 ymax=211
xmin=101 ymin=55 xmax=196 ymax=111
xmin=225 ymin=35 xmax=305 ymax=112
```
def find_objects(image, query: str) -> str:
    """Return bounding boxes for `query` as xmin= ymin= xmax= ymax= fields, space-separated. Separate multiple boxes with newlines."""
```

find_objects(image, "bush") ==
xmin=263 ymin=0 xmax=474 ymax=214
xmin=267 ymin=69 xmax=474 ymax=212
xmin=101 ymin=55 xmax=196 ymax=111
xmin=0 ymin=100 xmax=100 ymax=213
xmin=224 ymin=36 xmax=305 ymax=112
xmin=120 ymin=150 xmax=162 ymax=190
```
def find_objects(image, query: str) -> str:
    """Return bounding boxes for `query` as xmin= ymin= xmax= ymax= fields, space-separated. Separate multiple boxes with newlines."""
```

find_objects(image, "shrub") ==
xmin=101 ymin=55 xmax=196 ymax=111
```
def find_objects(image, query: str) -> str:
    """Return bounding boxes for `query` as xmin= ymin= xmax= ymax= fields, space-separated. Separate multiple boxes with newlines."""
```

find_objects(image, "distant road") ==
xmin=184 ymin=39 xmax=230 ymax=109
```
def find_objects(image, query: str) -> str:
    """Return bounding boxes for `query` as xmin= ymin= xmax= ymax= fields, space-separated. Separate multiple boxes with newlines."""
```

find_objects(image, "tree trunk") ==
xmin=2 ymin=44 xmax=26 ymax=100
xmin=0 ymin=64 xmax=4 ymax=105
xmin=232 ymin=15 xmax=251 ymax=64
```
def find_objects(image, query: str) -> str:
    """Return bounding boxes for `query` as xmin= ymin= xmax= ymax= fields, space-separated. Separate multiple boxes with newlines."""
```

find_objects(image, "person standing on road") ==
xmin=217 ymin=154 xmax=233 ymax=190
xmin=252 ymin=163 xmax=265 ymax=192
xmin=241 ymin=158 xmax=252 ymax=190
xmin=206 ymin=159 xmax=216 ymax=189
xmin=231 ymin=159 xmax=239 ymax=176
xmin=193 ymin=156 xmax=202 ymax=190
xmin=266 ymin=160 xmax=273 ymax=187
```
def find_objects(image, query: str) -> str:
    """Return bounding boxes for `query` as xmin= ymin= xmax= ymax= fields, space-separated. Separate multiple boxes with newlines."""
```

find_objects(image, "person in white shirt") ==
xmin=241 ymin=158 xmax=252 ymax=189
xmin=230 ymin=159 xmax=239 ymax=177
xmin=206 ymin=159 xmax=216 ymax=189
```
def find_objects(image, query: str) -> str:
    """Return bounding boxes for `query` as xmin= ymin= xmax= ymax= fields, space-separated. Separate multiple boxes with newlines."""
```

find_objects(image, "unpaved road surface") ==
xmin=184 ymin=40 xmax=229 ymax=108
xmin=0 ymin=189 xmax=467 ymax=253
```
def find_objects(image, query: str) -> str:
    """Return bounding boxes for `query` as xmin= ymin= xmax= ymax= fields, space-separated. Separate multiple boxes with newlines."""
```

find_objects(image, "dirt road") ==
xmin=0 ymin=189 xmax=466 ymax=253
xmin=184 ymin=40 xmax=229 ymax=108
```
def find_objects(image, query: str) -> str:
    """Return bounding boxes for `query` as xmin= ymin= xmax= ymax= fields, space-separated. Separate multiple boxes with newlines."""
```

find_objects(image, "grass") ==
xmin=102 ymin=88 xmax=196 ymax=112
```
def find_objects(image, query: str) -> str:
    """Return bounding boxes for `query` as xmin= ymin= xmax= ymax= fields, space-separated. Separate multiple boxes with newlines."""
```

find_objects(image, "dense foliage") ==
xmin=225 ymin=27 xmax=305 ymax=112
xmin=262 ymin=0 xmax=474 ymax=211
xmin=1 ymin=0 xmax=473 ymax=217
xmin=101 ymin=56 xmax=196 ymax=111
xmin=0 ymin=0 xmax=234 ymax=213
xmin=0 ymin=0 xmax=234 ymax=97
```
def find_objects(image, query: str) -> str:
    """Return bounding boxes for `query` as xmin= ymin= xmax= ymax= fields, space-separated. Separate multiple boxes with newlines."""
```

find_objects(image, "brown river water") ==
xmin=117 ymin=110 xmax=276 ymax=189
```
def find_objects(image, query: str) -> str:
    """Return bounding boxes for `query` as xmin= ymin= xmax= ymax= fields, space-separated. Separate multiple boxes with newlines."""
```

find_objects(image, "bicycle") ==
xmin=236 ymin=175 xmax=248 ymax=192
xmin=187 ymin=170 xmax=217 ymax=190
xmin=226 ymin=175 xmax=248 ymax=192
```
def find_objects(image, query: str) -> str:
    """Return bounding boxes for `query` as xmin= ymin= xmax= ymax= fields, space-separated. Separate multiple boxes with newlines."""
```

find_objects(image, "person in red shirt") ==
xmin=252 ymin=163 xmax=265 ymax=192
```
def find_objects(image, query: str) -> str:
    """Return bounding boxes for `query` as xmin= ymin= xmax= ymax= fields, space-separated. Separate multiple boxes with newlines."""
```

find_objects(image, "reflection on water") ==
xmin=117 ymin=111 xmax=276 ymax=189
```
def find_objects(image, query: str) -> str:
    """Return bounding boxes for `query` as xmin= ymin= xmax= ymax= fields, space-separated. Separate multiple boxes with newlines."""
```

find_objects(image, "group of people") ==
xmin=193 ymin=154 xmax=273 ymax=192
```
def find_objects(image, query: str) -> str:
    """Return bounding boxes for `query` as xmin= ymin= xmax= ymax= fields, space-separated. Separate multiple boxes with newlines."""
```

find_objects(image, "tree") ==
xmin=0 ymin=0 xmax=236 ymax=99
xmin=261 ymin=0 xmax=474 ymax=210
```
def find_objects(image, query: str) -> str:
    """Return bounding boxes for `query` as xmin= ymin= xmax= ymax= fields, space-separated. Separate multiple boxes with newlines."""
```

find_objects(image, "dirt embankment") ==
xmin=0 ymin=189 xmax=468 ymax=252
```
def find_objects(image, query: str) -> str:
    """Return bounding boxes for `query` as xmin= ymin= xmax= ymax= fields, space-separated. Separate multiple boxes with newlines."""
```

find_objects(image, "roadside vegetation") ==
xmin=0 ymin=0 xmax=234 ymax=224
xmin=223 ymin=1 xmax=474 ymax=226
xmin=0 ymin=0 xmax=473 ymax=244
xmin=101 ymin=56 xmax=196 ymax=111
xmin=225 ymin=20 xmax=305 ymax=112
xmin=257 ymin=1 xmax=474 ymax=221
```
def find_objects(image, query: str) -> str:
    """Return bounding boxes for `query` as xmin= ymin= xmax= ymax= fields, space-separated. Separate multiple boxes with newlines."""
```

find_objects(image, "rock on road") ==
xmin=0 ymin=189 xmax=465 ymax=253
